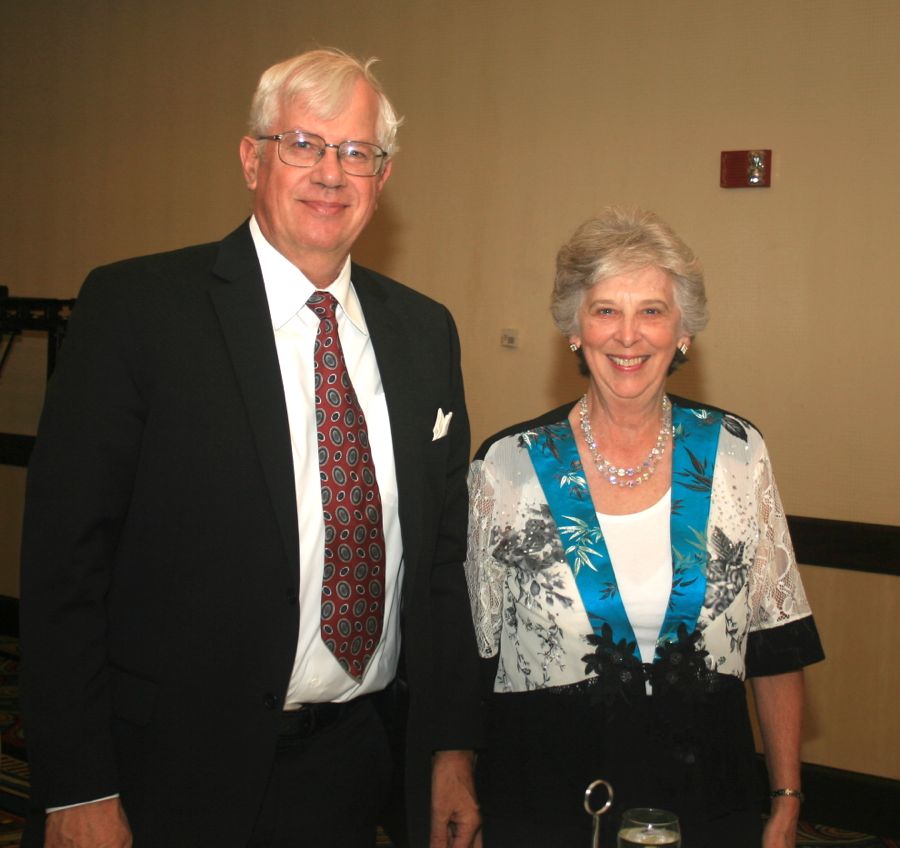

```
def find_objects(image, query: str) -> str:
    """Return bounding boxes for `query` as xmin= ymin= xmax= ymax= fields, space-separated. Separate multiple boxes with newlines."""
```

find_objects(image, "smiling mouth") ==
xmin=608 ymin=355 xmax=648 ymax=367
xmin=302 ymin=200 xmax=346 ymax=215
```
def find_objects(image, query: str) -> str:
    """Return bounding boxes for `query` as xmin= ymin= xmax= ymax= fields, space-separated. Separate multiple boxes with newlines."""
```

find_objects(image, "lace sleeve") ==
xmin=464 ymin=459 xmax=505 ymax=658
xmin=748 ymin=441 xmax=814 ymax=632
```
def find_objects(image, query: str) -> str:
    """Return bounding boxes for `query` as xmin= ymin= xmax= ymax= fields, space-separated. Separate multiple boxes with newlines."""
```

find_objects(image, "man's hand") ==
xmin=44 ymin=797 xmax=132 ymax=848
xmin=429 ymin=749 xmax=481 ymax=848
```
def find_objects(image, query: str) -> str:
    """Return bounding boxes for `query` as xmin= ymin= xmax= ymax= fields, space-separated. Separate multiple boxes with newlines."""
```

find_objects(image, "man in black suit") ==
xmin=21 ymin=48 xmax=482 ymax=848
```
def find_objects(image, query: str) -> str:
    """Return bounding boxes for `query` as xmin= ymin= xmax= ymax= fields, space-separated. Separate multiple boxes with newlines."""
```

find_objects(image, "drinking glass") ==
xmin=617 ymin=808 xmax=681 ymax=847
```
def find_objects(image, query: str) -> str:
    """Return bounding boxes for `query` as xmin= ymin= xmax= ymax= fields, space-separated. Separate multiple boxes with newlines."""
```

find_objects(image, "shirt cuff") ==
xmin=47 ymin=794 xmax=120 ymax=814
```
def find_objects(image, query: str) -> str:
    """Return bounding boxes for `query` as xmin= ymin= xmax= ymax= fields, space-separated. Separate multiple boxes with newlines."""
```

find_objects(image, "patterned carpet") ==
xmin=1 ymin=636 xmax=28 ymax=846
xmin=0 ymin=635 xmax=894 ymax=847
xmin=795 ymin=822 xmax=898 ymax=847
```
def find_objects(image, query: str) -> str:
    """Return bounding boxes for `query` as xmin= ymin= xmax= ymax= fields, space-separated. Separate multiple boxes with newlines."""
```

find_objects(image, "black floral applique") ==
xmin=581 ymin=623 xmax=645 ymax=707
xmin=650 ymin=624 xmax=717 ymax=702
xmin=581 ymin=624 xmax=720 ymax=708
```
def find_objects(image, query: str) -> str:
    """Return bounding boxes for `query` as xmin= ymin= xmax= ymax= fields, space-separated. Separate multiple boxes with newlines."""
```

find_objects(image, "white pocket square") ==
xmin=432 ymin=408 xmax=453 ymax=441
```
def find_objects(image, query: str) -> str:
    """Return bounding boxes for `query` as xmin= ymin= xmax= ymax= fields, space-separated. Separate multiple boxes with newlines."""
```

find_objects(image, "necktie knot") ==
xmin=307 ymin=291 xmax=338 ymax=321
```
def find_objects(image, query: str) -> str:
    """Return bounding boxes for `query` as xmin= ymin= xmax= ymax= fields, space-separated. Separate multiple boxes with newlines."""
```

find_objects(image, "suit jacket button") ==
xmin=263 ymin=693 xmax=279 ymax=710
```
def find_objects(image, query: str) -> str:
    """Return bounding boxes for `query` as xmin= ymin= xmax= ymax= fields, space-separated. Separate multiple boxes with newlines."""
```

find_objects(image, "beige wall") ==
xmin=2 ymin=1 xmax=898 ymax=777
xmin=795 ymin=565 xmax=900 ymax=779
xmin=746 ymin=564 xmax=900 ymax=780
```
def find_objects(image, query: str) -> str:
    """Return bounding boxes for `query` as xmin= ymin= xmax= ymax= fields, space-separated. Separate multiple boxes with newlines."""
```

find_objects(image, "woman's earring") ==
xmin=569 ymin=342 xmax=580 ymax=352
xmin=678 ymin=343 xmax=689 ymax=355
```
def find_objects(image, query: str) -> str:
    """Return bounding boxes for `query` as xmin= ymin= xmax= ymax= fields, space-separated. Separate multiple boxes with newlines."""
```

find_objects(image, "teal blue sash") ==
xmin=525 ymin=402 xmax=721 ymax=661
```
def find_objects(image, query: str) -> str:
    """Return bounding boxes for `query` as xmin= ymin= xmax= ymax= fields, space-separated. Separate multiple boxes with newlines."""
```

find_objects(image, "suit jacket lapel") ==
xmin=352 ymin=265 xmax=424 ymax=576
xmin=209 ymin=223 xmax=299 ymax=578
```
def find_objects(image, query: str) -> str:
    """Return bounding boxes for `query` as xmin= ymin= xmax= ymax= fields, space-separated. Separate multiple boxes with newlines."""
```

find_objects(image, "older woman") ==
xmin=466 ymin=208 xmax=824 ymax=847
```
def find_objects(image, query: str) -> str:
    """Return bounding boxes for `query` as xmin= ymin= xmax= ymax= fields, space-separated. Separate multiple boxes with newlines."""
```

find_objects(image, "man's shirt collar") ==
xmin=249 ymin=215 xmax=367 ymax=333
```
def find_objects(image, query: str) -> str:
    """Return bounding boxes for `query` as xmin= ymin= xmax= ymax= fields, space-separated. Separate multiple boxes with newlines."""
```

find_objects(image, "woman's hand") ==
xmin=762 ymin=796 xmax=801 ymax=847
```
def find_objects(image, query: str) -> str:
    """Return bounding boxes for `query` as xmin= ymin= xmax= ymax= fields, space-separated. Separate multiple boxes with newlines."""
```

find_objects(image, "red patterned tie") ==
xmin=307 ymin=291 xmax=386 ymax=681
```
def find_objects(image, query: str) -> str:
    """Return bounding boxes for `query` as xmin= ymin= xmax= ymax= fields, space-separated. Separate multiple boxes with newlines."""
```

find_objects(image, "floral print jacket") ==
xmin=465 ymin=396 xmax=824 ymax=694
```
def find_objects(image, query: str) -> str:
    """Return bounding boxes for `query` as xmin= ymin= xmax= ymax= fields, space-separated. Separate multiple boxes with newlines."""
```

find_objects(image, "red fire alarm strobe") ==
xmin=720 ymin=150 xmax=772 ymax=188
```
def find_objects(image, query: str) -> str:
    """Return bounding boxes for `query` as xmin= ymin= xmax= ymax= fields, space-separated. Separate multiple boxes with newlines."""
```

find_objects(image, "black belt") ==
xmin=279 ymin=697 xmax=367 ymax=739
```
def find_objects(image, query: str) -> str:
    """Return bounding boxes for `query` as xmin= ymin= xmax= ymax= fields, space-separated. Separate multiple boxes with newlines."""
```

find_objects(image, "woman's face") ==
xmin=571 ymin=265 xmax=690 ymax=406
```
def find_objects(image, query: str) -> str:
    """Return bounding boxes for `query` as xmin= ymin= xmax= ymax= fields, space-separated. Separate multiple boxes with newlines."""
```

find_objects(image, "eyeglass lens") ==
xmin=277 ymin=131 xmax=383 ymax=175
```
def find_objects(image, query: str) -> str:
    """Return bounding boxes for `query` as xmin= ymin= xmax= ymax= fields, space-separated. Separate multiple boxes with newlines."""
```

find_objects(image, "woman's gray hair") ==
xmin=248 ymin=48 xmax=403 ymax=157
xmin=551 ymin=207 xmax=708 ymax=338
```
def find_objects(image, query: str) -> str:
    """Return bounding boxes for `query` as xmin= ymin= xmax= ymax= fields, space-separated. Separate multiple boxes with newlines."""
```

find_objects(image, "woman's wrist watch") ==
xmin=769 ymin=788 xmax=805 ymax=802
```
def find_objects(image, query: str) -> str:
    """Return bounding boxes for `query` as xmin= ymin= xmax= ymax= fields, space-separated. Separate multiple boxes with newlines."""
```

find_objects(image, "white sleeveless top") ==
xmin=597 ymin=489 xmax=672 ymax=665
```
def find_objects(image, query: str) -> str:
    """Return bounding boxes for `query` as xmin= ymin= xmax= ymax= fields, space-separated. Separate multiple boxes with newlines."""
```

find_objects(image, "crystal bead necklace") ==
xmin=578 ymin=394 xmax=672 ymax=488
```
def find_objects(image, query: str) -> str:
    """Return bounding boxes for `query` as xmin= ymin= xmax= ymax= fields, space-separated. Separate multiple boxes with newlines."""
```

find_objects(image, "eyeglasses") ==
xmin=257 ymin=130 xmax=387 ymax=177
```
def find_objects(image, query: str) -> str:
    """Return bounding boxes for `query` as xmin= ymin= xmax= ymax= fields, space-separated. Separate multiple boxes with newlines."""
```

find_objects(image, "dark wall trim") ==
xmin=1 ymin=290 xmax=74 ymax=470
xmin=787 ymin=515 xmax=899 ymax=577
xmin=0 ymin=433 xmax=34 ymax=468
xmin=1 ymin=449 xmax=898 ymax=577
xmin=0 ymin=594 xmax=19 ymax=637
xmin=757 ymin=756 xmax=900 ymax=838
xmin=801 ymin=761 xmax=900 ymax=838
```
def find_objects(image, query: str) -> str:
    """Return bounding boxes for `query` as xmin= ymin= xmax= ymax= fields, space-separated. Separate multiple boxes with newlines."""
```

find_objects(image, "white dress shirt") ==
xmin=250 ymin=217 xmax=403 ymax=705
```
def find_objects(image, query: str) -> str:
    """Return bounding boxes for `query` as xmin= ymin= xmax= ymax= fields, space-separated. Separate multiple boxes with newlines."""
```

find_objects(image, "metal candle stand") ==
xmin=583 ymin=779 xmax=614 ymax=848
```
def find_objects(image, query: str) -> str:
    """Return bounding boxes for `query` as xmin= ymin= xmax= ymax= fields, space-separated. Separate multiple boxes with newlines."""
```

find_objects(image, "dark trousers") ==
xmin=247 ymin=697 xmax=393 ymax=848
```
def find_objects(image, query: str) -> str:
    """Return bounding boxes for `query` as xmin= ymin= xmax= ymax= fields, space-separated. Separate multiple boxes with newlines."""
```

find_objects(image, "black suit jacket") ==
xmin=20 ymin=222 xmax=482 ymax=846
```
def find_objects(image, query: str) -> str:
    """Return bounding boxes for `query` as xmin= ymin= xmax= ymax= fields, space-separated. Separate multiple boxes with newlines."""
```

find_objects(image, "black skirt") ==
xmin=478 ymin=674 xmax=763 ymax=848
